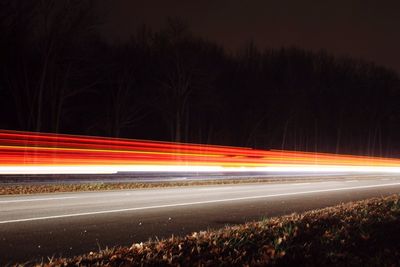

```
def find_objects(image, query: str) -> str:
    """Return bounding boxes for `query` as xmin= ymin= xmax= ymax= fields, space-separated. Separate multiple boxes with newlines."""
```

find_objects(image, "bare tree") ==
xmin=108 ymin=71 xmax=148 ymax=137
xmin=0 ymin=0 xmax=98 ymax=132
xmin=0 ymin=0 xmax=38 ymax=130
xmin=155 ymin=18 xmax=218 ymax=142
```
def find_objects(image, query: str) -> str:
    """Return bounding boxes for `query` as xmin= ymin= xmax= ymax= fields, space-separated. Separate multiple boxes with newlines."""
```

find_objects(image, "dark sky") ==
xmin=99 ymin=0 xmax=400 ymax=72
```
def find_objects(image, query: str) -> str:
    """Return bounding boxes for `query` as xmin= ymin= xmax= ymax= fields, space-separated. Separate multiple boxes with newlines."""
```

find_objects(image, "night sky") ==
xmin=99 ymin=0 xmax=400 ymax=72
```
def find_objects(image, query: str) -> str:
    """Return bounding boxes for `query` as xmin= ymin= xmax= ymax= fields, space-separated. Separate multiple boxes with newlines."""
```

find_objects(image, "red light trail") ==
xmin=1 ymin=130 xmax=400 ymax=174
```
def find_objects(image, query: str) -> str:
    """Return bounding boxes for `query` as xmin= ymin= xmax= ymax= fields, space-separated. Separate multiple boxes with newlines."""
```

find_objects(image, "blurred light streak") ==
xmin=1 ymin=130 xmax=400 ymax=175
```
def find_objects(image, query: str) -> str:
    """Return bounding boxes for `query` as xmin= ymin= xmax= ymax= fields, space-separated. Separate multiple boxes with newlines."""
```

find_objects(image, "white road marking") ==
xmin=289 ymin=183 xmax=311 ymax=186
xmin=198 ymin=187 xmax=233 ymax=191
xmin=345 ymin=180 xmax=358 ymax=183
xmin=1 ymin=182 xmax=400 ymax=224
xmin=0 ymin=196 xmax=78 ymax=203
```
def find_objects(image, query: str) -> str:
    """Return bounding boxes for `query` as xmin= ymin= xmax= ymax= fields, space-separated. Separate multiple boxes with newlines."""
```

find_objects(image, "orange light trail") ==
xmin=1 ymin=130 xmax=400 ymax=174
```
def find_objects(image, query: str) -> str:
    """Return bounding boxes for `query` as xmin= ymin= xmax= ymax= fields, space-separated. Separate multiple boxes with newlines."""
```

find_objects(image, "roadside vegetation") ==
xmin=0 ymin=178 xmax=309 ymax=195
xmin=16 ymin=194 xmax=400 ymax=266
xmin=0 ymin=176 xmax=379 ymax=195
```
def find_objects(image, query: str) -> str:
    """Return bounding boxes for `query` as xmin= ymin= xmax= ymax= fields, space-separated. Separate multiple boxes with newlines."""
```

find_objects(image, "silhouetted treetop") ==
xmin=1 ymin=4 xmax=399 ymax=156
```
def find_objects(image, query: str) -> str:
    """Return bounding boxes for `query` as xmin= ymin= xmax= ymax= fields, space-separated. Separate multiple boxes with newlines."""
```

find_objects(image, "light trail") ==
xmin=1 ymin=129 xmax=400 ymax=174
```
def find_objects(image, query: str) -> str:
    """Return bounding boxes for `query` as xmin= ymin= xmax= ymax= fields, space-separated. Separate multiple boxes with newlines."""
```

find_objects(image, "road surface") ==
xmin=1 ymin=175 xmax=400 ymax=264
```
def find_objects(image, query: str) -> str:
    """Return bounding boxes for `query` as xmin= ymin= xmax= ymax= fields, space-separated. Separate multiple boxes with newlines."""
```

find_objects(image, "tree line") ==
xmin=1 ymin=0 xmax=400 ymax=157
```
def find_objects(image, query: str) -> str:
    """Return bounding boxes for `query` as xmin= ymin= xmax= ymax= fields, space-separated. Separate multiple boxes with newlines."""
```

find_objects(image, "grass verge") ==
xmin=0 ymin=178 xmax=320 ymax=195
xmin=17 ymin=194 xmax=400 ymax=266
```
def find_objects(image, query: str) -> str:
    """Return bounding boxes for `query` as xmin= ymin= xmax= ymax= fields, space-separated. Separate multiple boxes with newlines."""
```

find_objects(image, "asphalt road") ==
xmin=1 ymin=175 xmax=400 ymax=264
